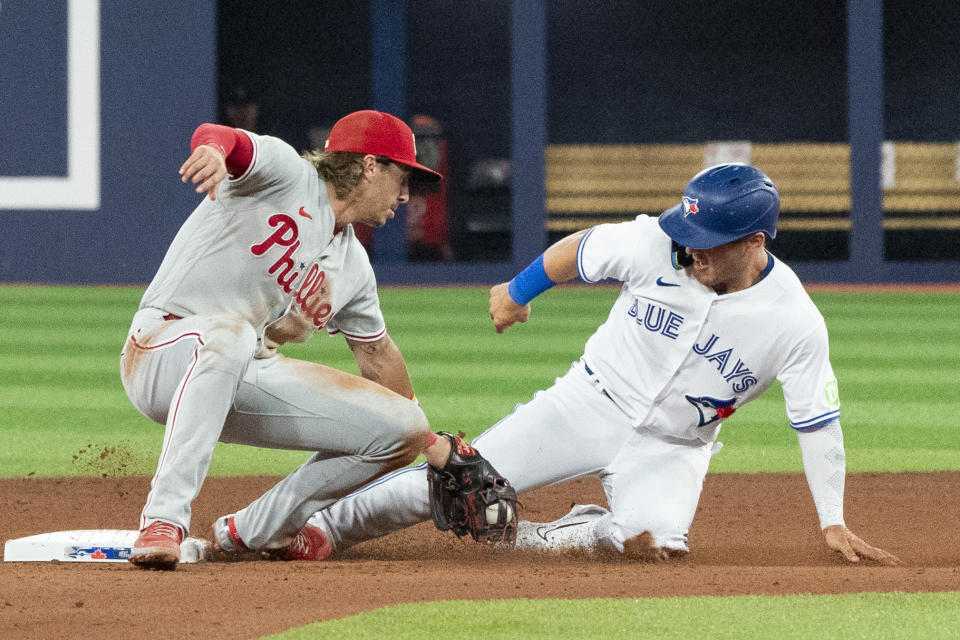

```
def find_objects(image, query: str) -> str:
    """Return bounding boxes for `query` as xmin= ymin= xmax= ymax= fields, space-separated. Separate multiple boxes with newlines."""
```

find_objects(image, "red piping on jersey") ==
xmin=130 ymin=331 xmax=206 ymax=529
xmin=190 ymin=123 xmax=254 ymax=177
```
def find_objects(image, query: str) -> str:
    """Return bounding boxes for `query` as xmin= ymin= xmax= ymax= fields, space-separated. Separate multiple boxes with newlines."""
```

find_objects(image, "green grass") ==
xmin=1 ymin=286 xmax=958 ymax=476
xmin=1 ymin=285 xmax=957 ymax=639
xmin=268 ymin=593 xmax=960 ymax=640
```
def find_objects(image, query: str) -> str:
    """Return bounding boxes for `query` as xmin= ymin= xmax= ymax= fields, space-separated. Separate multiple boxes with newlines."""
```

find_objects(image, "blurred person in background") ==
xmin=222 ymin=85 xmax=261 ymax=132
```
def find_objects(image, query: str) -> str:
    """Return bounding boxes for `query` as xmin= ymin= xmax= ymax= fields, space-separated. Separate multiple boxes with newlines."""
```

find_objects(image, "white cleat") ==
xmin=515 ymin=503 xmax=609 ymax=552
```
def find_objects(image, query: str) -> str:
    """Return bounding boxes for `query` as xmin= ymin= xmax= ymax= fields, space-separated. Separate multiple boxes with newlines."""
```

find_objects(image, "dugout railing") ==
xmin=545 ymin=142 xmax=960 ymax=234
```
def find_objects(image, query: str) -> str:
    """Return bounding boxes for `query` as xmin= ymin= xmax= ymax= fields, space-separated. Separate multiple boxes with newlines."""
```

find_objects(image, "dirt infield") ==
xmin=1 ymin=472 xmax=957 ymax=640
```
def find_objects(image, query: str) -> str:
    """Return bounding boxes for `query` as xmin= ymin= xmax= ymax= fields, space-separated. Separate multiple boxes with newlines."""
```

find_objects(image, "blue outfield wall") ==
xmin=1 ymin=1 xmax=957 ymax=285
xmin=0 ymin=1 xmax=217 ymax=284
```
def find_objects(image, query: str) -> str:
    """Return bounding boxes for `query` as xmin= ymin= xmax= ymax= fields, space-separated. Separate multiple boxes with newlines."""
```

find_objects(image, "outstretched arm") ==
xmin=489 ymin=229 xmax=588 ymax=333
xmin=797 ymin=420 xmax=901 ymax=565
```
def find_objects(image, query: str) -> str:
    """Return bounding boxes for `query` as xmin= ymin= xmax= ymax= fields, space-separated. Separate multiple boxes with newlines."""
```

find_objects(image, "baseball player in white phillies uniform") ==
xmin=307 ymin=164 xmax=900 ymax=565
xmin=120 ymin=110 xmax=468 ymax=570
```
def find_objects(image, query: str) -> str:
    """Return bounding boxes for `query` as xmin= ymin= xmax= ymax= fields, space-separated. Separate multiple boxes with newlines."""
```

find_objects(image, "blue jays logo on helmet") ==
xmin=658 ymin=164 xmax=780 ymax=250
xmin=681 ymin=196 xmax=699 ymax=217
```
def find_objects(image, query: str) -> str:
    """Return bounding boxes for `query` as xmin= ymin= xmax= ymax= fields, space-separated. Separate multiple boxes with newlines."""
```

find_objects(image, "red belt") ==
xmin=163 ymin=313 xmax=182 ymax=321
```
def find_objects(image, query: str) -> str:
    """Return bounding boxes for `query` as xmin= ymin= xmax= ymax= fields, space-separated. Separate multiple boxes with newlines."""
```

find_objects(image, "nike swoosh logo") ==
xmin=656 ymin=277 xmax=680 ymax=287
xmin=298 ymin=206 xmax=312 ymax=219
xmin=536 ymin=520 xmax=590 ymax=542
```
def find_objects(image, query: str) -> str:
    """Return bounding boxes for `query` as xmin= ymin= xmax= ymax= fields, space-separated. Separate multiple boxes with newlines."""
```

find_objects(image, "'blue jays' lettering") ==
xmin=692 ymin=333 xmax=758 ymax=392
xmin=628 ymin=300 xmax=684 ymax=340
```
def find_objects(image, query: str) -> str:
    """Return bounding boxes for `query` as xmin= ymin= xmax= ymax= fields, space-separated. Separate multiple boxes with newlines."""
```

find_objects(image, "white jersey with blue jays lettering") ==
xmin=139 ymin=131 xmax=385 ymax=353
xmin=577 ymin=215 xmax=839 ymax=443
xmin=304 ymin=214 xmax=843 ymax=556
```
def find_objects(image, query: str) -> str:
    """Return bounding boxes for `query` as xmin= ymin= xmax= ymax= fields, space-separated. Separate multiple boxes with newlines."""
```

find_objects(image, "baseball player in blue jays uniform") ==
xmin=305 ymin=164 xmax=900 ymax=565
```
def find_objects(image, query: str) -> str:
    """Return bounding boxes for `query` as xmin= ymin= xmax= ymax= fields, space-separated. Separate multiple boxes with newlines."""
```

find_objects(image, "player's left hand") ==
xmin=489 ymin=282 xmax=530 ymax=333
xmin=823 ymin=524 xmax=902 ymax=566
xmin=427 ymin=432 xmax=518 ymax=545
xmin=179 ymin=144 xmax=228 ymax=201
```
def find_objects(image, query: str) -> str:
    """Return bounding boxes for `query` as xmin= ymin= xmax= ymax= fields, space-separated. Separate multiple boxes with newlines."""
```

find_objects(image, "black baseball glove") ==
xmin=427 ymin=432 xmax=518 ymax=546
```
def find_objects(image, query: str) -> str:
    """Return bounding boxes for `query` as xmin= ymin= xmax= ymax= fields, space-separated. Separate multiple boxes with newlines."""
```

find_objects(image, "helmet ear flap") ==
xmin=671 ymin=241 xmax=693 ymax=269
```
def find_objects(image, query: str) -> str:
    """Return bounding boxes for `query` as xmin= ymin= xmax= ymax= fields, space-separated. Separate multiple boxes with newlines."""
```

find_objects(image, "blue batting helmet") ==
xmin=658 ymin=164 xmax=780 ymax=250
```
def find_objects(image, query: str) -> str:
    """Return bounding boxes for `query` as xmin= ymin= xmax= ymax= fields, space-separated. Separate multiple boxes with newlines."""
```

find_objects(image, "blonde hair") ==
xmin=302 ymin=150 xmax=366 ymax=200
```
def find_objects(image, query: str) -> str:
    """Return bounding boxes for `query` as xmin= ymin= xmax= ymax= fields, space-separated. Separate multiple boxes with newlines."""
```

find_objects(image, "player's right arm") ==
xmin=178 ymin=124 xmax=254 ymax=200
xmin=489 ymin=229 xmax=587 ymax=333
xmin=346 ymin=333 xmax=415 ymax=399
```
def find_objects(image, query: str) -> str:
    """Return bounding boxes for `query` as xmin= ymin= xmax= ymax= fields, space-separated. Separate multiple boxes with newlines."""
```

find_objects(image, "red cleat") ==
xmin=129 ymin=521 xmax=183 ymax=570
xmin=274 ymin=524 xmax=332 ymax=561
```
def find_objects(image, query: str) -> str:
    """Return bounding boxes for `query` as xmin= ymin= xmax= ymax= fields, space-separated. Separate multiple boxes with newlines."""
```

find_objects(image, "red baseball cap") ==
xmin=324 ymin=110 xmax=443 ymax=182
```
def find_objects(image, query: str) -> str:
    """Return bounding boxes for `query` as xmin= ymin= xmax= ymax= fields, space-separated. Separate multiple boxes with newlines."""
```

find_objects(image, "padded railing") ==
xmin=546 ymin=142 xmax=960 ymax=232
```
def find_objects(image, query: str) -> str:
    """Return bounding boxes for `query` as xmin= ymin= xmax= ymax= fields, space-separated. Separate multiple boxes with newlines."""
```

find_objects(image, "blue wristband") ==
xmin=507 ymin=254 xmax=556 ymax=305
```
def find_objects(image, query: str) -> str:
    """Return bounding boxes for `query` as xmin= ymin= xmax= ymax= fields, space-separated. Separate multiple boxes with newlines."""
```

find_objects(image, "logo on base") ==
xmin=67 ymin=546 xmax=132 ymax=560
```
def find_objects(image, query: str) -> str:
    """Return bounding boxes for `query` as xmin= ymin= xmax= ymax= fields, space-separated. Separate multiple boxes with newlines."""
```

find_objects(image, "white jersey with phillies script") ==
xmin=576 ymin=215 xmax=840 ymax=443
xmin=139 ymin=131 xmax=384 ymax=353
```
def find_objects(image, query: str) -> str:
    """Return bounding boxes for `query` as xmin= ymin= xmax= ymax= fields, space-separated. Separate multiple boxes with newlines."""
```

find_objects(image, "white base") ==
xmin=3 ymin=529 xmax=207 ymax=563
